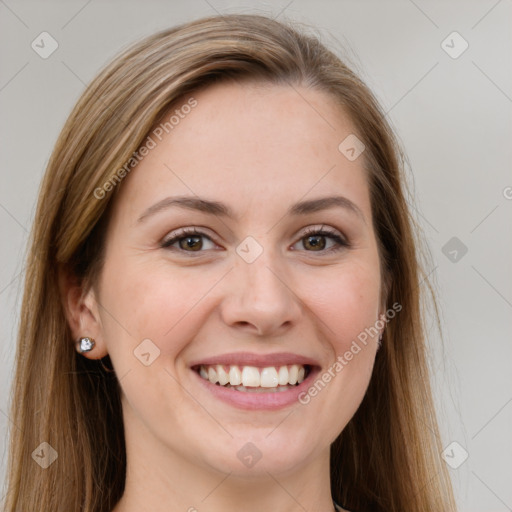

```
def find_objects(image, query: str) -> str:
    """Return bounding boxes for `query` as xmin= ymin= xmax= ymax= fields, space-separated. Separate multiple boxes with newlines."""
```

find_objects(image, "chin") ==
xmin=194 ymin=426 xmax=318 ymax=477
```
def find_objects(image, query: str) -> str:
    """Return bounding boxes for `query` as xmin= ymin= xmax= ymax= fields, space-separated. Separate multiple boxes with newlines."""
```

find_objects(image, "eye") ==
xmin=292 ymin=226 xmax=349 ymax=253
xmin=160 ymin=225 xmax=350 ymax=255
xmin=161 ymin=227 xmax=217 ymax=252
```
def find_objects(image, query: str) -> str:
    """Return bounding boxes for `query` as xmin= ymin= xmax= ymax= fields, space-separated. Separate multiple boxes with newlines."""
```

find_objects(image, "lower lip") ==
xmin=191 ymin=367 xmax=320 ymax=410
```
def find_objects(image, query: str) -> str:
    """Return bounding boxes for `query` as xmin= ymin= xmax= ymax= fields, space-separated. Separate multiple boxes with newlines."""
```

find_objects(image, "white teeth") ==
xmin=208 ymin=366 xmax=218 ymax=384
xmin=216 ymin=365 xmax=229 ymax=386
xmin=278 ymin=366 xmax=289 ymax=385
xmin=260 ymin=367 xmax=279 ymax=388
xmin=229 ymin=365 xmax=242 ymax=386
xmin=288 ymin=364 xmax=299 ymax=385
xmin=198 ymin=363 xmax=309 ymax=389
xmin=242 ymin=366 xmax=260 ymax=387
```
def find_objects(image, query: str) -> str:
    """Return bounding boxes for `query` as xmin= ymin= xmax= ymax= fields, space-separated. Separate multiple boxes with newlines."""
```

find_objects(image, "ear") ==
xmin=58 ymin=267 xmax=108 ymax=359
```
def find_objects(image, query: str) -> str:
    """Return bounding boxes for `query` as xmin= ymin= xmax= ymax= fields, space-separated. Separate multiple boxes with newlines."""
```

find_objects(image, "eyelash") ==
xmin=160 ymin=226 xmax=350 ymax=255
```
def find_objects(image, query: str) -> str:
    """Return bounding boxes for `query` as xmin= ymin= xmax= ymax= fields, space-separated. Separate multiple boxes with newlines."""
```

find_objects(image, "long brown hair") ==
xmin=3 ymin=14 xmax=457 ymax=512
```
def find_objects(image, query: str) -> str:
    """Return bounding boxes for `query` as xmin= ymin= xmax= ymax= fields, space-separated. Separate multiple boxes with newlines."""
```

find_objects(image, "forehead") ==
xmin=112 ymin=80 xmax=371 ymax=224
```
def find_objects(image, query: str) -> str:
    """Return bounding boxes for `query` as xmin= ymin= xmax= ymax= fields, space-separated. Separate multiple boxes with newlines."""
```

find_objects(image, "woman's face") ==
xmin=88 ymin=81 xmax=385 ymax=478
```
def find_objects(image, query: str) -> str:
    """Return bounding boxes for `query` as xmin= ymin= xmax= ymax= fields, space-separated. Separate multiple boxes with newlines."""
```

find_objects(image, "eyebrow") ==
xmin=137 ymin=195 xmax=366 ymax=224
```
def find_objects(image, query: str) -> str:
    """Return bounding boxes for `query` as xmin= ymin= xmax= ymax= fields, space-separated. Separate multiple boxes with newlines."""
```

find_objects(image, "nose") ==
xmin=219 ymin=250 xmax=303 ymax=337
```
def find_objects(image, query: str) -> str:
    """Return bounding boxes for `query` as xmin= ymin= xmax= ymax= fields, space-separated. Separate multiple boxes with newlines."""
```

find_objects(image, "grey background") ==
xmin=0 ymin=1 xmax=511 ymax=510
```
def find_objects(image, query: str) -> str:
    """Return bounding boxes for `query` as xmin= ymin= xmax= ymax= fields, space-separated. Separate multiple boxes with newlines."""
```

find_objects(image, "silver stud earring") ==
xmin=77 ymin=337 xmax=95 ymax=353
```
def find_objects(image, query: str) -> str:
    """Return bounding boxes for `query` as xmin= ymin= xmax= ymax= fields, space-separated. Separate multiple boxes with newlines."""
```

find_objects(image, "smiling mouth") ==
xmin=192 ymin=364 xmax=312 ymax=393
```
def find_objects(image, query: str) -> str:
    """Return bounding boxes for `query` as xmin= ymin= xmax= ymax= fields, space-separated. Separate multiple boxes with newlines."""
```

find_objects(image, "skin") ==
xmin=64 ymin=80 xmax=386 ymax=512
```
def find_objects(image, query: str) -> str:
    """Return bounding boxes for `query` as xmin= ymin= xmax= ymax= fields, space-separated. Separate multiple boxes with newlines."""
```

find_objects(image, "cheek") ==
xmin=297 ymin=259 xmax=381 ymax=411
xmin=95 ymin=261 xmax=220 ymax=421
xmin=304 ymin=259 xmax=381 ymax=345
xmin=97 ymin=257 xmax=224 ymax=360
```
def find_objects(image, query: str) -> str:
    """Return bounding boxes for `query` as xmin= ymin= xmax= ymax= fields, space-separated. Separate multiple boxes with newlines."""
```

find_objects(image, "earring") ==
xmin=77 ymin=337 xmax=95 ymax=353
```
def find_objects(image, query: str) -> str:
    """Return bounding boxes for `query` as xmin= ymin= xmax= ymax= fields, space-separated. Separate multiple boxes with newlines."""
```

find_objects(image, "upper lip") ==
xmin=189 ymin=351 xmax=321 ymax=368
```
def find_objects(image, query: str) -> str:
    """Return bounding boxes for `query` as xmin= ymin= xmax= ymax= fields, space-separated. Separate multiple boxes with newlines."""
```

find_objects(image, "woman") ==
xmin=3 ymin=13 xmax=457 ymax=512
